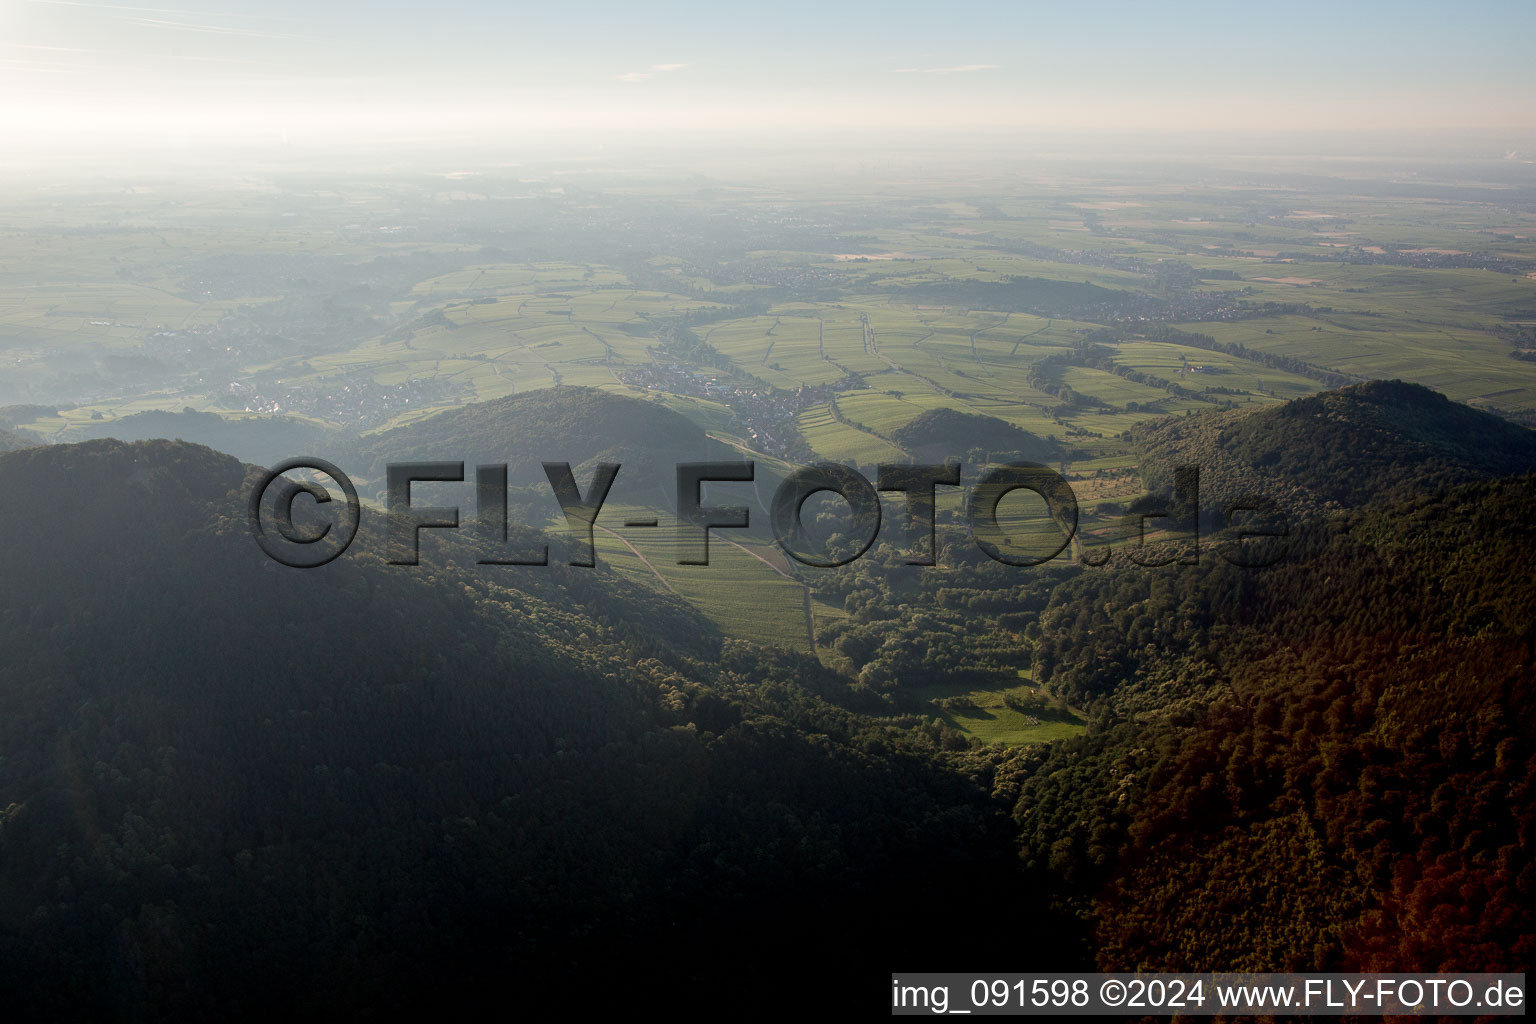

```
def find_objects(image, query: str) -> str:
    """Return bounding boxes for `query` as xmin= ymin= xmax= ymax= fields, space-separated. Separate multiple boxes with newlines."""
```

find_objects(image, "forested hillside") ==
xmin=1133 ymin=379 xmax=1536 ymax=518
xmin=0 ymin=439 xmax=1066 ymax=1019
xmin=1011 ymin=473 xmax=1536 ymax=971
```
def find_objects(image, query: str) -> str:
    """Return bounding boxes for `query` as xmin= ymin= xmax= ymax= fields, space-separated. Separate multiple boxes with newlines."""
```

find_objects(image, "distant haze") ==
xmin=1 ymin=0 xmax=1533 ymax=170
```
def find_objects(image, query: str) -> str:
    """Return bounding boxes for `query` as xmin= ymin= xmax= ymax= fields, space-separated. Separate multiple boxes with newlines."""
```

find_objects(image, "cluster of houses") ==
xmin=218 ymin=369 xmax=467 ymax=428
xmin=620 ymin=362 xmax=864 ymax=461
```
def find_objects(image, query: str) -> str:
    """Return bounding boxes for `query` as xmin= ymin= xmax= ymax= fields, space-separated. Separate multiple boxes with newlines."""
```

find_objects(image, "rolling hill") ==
xmin=347 ymin=385 xmax=712 ymax=502
xmin=891 ymin=407 xmax=1060 ymax=463
xmin=1133 ymin=379 xmax=1536 ymax=519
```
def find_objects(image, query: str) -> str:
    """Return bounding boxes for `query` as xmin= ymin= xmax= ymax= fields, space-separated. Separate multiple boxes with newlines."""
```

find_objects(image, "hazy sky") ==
xmin=2 ymin=0 xmax=1533 ymax=160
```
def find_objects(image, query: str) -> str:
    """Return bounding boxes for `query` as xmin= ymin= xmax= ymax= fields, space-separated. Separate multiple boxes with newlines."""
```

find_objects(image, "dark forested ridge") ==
xmin=1 ymin=378 xmax=1534 ymax=1017
xmin=0 ymin=438 xmax=1069 ymax=1019
xmin=1134 ymin=379 xmax=1536 ymax=518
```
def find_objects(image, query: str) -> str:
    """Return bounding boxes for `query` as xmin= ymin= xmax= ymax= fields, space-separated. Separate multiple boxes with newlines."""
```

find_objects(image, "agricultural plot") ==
xmin=1110 ymin=339 xmax=1321 ymax=402
xmin=829 ymin=389 xmax=950 ymax=437
xmin=588 ymin=515 xmax=811 ymax=650
xmin=1174 ymin=316 xmax=1536 ymax=412
xmin=957 ymin=397 xmax=1073 ymax=440
xmin=1059 ymin=366 xmax=1172 ymax=408
xmin=0 ymin=285 xmax=233 ymax=357
xmin=410 ymin=264 xmax=542 ymax=294
xmin=704 ymin=316 xmax=843 ymax=387
xmin=797 ymin=403 xmax=907 ymax=465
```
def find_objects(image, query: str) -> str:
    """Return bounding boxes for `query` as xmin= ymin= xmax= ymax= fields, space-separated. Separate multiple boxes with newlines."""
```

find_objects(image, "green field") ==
xmin=913 ymin=674 xmax=1087 ymax=745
